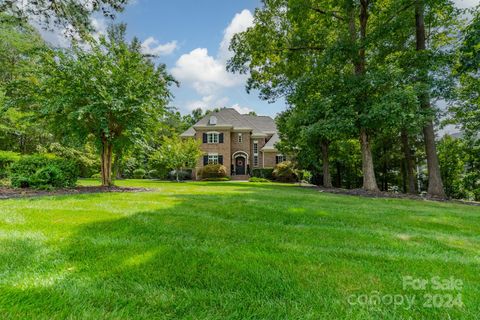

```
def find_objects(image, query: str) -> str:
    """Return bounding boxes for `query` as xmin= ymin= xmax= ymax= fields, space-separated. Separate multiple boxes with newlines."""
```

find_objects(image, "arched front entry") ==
xmin=235 ymin=156 xmax=246 ymax=175
xmin=232 ymin=151 xmax=249 ymax=175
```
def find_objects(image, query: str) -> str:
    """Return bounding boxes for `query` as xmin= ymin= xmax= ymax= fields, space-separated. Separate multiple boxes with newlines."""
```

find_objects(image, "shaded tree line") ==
xmin=228 ymin=0 xmax=478 ymax=199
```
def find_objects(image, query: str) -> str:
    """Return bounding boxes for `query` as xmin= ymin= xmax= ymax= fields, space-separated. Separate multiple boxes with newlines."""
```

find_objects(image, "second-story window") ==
xmin=238 ymin=133 xmax=243 ymax=143
xmin=207 ymin=132 xmax=219 ymax=144
xmin=253 ymin=140 xmax=258 ymax=154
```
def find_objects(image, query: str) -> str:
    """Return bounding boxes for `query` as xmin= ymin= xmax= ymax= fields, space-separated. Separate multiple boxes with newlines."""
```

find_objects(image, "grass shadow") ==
xmin=1 ymin=185 xmax=479 ymax=319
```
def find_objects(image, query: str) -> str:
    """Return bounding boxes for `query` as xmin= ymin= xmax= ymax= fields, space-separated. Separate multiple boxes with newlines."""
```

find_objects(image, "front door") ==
xmin=235 ymin=156 xmax=246 ymax=175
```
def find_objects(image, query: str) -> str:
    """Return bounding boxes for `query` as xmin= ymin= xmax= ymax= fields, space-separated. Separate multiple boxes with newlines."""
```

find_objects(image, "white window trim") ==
xmin=208 ymin=153 xmax=219 ymax=164
xmin=238 ymin=133 xmax=243 ymax=143
xmin=206 ymin=131 xmax=219 ymax=144
xmin=253 ymin=140 xmax=258 ymax=155
xmin=253 ymin=155 xmax=259 ymax=167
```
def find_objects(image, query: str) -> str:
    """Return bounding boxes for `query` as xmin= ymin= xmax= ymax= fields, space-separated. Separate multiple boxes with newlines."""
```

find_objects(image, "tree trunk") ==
xmin=113 ymin=149 xmax=123 ymax=180
xmin=348 ymin=0 xmax=379 ymax=192
xmin=415 ymin=0 xmax=446 ymax=198
xmin=401 ymin=129 xmax=417 ymax=194
xmin=382 ymin=144 xmax=388 ymax=192
xmin=321 ymin=140 xmax=332 ymax=188
xmin=100 ymin=136 xmax=113 ymax=187
xmin=360 ymin=129 xmax=379 ymax=192
xmin=335 ymin=162 xmax=342 ymax=188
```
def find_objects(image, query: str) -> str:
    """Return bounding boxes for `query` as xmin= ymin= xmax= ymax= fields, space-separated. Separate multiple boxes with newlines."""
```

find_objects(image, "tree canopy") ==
xmin=33 ymin=24 xmax=176 ymax=186
xmin=0 ymin=0 xmax=127 ymax=36
xmin=228 ymin=0 xmax=460 ymax=198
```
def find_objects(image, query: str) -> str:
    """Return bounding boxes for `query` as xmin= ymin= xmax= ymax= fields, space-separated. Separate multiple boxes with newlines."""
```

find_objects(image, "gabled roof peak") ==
xmin=180 ymin=107 xmax=277 ymax=137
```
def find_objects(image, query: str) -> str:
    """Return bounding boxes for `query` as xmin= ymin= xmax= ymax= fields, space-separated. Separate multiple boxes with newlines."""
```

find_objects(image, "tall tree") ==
xmin=0 ymin=0 xmax=127 ymax=37
xmin=450 ymin=5 xmax=480 ymax=139
xmin=0 ymin=15 xmax=50 ymax=153
xmin=34 ymin=24 xmax=176 ymax=186
xmin=414 ymin=0 xmax=446 ymax=198
xmin=228 ymin=0 xmax=427 ymax=192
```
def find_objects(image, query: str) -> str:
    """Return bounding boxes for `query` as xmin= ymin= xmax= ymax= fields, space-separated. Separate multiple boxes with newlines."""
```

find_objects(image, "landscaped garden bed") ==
xmin=0 ymin=185 xmax=151 ymax=200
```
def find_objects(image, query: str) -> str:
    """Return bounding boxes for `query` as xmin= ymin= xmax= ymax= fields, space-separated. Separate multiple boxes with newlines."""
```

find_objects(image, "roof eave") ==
xmin=193 ymin=125 xmax=233 ymax=130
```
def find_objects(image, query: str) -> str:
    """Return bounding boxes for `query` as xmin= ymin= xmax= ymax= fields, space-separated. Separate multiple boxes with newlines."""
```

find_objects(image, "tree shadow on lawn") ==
xmin=1 ymin=189 xmax=479 ymax=319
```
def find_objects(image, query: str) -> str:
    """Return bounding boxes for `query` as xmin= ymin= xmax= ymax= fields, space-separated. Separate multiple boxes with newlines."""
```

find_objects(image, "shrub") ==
xmin=473 ymin=188 xmax=480 ymax=202
xmin=0 ymin=178 xmax=10 ymax=187
xmin=0 ymin=151 xmax=20 ymax=178
xmin=31 ymin=165 xmax=65 ymax=189
xmin=296 ymin=170 xmax=312 ymax=183
xmin=202 ymin=177 xmax=231 ymax=181
xmin=168 ymin=169 xmax=192 ymax=181
xmin=91 ymin=173 xmax=101 ymax=179
xmin=199 ymin=164 xmax=227 ymax=179
xmin=251 ymin=168 xmax=274 ymax=180
xmin=147 ymin=169 xmax=159 ymax=179
xmin=273 ymin=161 xmax=297 ymax=183
xmin=133 ymin=168 xmax=146 ymax=179
xmin=9 ymin=154 xmax=79 ymax=189
xmin=249 ymin=177 xmax=270 ymax=183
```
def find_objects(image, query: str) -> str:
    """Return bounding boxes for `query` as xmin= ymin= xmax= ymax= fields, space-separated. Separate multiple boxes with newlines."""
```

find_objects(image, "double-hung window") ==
xmin=253 ymin=140 xmax=259 ymax=167
xmin=253 ymin=155 xmax=259 ymax=166
xmin=207 ymin=132 xmax=219 ymax=144
xmin=276 ymin=154 xmax=286 ymax=164
xmin=208 ymin=154 xmax=219 ymax=164
xmin=238 ymin=133 xmax=243 ymax=143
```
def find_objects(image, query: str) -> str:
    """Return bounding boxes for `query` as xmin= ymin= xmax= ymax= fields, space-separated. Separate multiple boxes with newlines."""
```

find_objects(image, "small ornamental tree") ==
xmin=36 ymin=24 xmax=176 ymax=186
xmin=150 ymin=136 xmax=202 ymax=182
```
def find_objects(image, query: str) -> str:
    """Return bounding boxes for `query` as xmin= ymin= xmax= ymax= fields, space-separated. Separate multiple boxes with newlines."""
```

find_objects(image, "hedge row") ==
xmin=251 ymin=168 xmax=274 ymax=180
xmin=1 ymin=153 xmax=79 ymax=189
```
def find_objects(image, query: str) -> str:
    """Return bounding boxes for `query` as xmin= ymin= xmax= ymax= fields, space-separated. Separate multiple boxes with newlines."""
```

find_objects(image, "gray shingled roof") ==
xmin=261 ymin=132 xmax=280 ymax=151
xmin=180 ymin=108 xmax=277 ymax=138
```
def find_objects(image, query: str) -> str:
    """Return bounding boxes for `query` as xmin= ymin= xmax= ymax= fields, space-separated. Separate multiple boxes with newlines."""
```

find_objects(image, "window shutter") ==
xmin=203 ymin=133 xmax=207 ymax=143
xmin=218 ymin=155 xmax=223 ymax=165
xmin=219 ymin=133 xmax=224 ymax=143
xmin=203 ymin=155 xmax=208 ymax=165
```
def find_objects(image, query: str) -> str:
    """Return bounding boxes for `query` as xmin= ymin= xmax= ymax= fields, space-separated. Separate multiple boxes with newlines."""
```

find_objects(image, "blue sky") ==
xmin=111 ymin=0 xmax=285 ymax=117
xmin=38 ymin=0 xmax=478 ymax=118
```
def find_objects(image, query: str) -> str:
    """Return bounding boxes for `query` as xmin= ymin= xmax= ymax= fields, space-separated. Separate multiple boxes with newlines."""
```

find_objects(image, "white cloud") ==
xmin=172 ymin=9 xmax=254 ymax=97
xmin=91 ymin=17 xmax=107 ymax=39
xmin=34 ymin=15 xmax=108 ymax=48
xmin=185 ymin=97 xmax=255 ymax=115
xmin=141 ymin=37 xmax=177 ymax=56
xmin=172 ymin=48 xmax=241 ymax=96
xmin=453 ymin=0 xmax=479 ymax=8
xmin=186 ymin=96 xmax=230 ymax=111
xmin=219 ymin=9 xmax=254 ymax=61
xmin=231 ymin=104 xmax=254 ymax=114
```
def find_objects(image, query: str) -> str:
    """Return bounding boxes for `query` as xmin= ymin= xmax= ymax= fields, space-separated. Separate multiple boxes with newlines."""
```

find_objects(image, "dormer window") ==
xmin=209 ymin=116 xmax=217 ymax=125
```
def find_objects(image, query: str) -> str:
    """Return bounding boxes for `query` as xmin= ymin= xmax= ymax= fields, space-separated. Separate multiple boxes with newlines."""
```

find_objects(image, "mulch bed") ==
xmin=306 ymin=185 xmax=480 ymax=206
xmin=0 ymin=186 xmax=152 ymax=200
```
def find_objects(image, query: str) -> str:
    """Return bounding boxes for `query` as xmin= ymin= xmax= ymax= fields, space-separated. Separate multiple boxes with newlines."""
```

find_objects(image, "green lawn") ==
xmin=0 ymin=180 xmax=479 ymax=319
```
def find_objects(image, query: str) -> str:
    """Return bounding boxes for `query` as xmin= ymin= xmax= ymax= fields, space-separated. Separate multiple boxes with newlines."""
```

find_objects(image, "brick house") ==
xmin=180 ymin=108 xmax=286 ymax=179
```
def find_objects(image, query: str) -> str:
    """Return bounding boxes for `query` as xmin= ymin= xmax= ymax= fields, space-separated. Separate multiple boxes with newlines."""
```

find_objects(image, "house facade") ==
xmin=180 ymin=108 xmax=286 ymax=179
